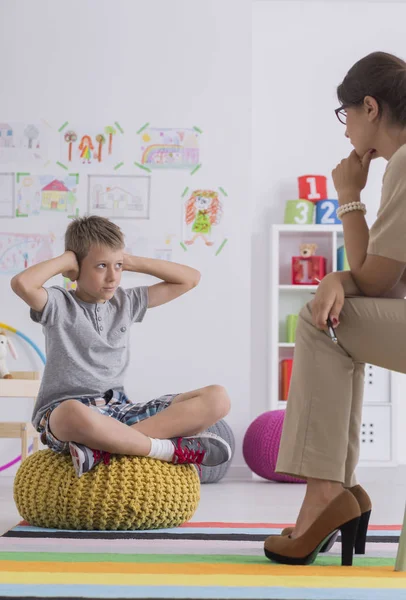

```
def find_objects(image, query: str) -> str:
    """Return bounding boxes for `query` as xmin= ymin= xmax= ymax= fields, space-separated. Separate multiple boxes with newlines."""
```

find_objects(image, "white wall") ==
xmin=252 ymin=0 xmax=406 ymax=460
xmin=0 ymin=0 xmax=252 ymax=476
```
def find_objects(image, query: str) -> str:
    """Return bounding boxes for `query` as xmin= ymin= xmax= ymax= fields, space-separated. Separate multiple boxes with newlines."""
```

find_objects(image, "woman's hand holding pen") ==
xmin=311 ymin=272 xmax=344 ymax=337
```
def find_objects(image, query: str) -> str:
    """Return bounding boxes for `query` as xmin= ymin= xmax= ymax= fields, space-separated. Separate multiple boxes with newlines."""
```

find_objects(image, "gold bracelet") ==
xmin=336 ymin=201 xmax=366 ymax=220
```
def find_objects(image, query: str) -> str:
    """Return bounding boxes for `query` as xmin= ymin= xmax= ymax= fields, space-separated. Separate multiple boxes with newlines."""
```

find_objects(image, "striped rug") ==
xmin=0 ymin=521 xmax=405 ymax=599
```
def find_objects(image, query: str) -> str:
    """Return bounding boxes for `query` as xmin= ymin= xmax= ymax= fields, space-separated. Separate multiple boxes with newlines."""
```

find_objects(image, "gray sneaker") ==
xmin=171 ymin=432 xmax=231 ymax=467
xmin=69 ymin=442 xmax=110 ymax=477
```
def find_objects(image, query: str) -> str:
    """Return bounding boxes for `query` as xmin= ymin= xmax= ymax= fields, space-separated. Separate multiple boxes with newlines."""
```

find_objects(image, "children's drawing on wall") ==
xmin=62 ymin=276 xmax=77 ymax=291
xmin=0 ymin=232 xmax=54 ymax=274
xmin=137 ymin=126 xmax=201 ymax=171
xmin=182 ymin=189 xmax=227 ymax=254
xmin=0 ymin=173 xmax=14 ymax=218
xmin=15 ymin=174 xmax=79 ymax=218
xmin=60 ymin=123 xmax=123 ymax=168
xmin=88 ymin=175 xmax=150 ymax=219
xmin=0 ymin=122 xmax=47 ymax=164
xmin=153 ymin=234 xmax=176 ymax=261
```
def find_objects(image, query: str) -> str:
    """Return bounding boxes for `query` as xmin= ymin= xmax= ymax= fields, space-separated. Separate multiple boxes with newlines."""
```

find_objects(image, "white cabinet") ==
xmin=269 ymin=224 xmax=392 ymax=464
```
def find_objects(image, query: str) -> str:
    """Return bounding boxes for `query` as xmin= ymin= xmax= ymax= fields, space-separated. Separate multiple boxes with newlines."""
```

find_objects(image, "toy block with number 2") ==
xmin=298 ymin=175 xmax=328 ymax=202
xmin=316 ymin=199 xmax=340 ymax=225
xmin=284 ymin=199 xmax=315 ymax=225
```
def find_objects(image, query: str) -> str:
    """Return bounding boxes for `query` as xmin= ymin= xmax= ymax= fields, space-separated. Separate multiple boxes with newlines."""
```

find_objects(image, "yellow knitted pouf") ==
xmin=14 ymin=449 xmax=200 ymax=530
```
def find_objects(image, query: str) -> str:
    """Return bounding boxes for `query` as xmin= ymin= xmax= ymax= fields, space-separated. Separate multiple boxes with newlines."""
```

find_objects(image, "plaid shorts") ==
xmin=38 ymin=389 xmax=177 ymax=454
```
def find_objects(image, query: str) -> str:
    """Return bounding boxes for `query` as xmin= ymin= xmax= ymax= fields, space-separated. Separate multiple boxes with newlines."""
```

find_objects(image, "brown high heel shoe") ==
xmin=280 ymin=484 xmax=372 ymax=554
xmin=264 ymin=490 xmax=361 ymax=566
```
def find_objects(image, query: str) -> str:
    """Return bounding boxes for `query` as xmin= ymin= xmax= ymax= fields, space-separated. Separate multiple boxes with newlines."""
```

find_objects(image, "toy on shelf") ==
xmin=0 ymin=332 xmax=18 ymax=379
xmin=284 ymin=199 xmax=314 ymax=225
xmin=283 ymin=175 xmax=340 ymax=225
xmin=286 ymin=314 xmax=298 ymax=343
xmin=280 ymin=358 xmax=293 ymax=401
xmin=337 ymin=245 xmax=350 ymax=271
xmin=291 ymin=243 xmax=326 ymax=285
xmin=316 ymin=199 xmax=341 ymax=225
xmin=298 ymin=175 xmax=328 ymax=202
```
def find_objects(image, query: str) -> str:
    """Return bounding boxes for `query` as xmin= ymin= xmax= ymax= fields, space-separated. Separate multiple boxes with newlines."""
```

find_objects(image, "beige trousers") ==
xmin=276 ymin=296 xmax=406 ymax=487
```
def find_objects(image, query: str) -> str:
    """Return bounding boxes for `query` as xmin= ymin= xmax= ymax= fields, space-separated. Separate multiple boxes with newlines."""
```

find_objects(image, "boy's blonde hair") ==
xmin=65 ymin=215 xmax=125 ymax=264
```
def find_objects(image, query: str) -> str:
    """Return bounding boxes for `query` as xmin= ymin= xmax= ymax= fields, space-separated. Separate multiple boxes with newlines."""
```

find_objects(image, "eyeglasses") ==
xmin=335 ymin=105 xmax=348 ymax=125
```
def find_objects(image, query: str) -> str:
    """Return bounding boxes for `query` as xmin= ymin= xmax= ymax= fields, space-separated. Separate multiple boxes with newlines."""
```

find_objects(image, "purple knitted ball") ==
xmin=243 ymin=410 xmax=304 ymax=483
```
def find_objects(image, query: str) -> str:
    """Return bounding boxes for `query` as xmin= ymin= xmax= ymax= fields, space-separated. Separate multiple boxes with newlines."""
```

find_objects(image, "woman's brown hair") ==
xmin=337 ymin=51 xmax=406 ymax=126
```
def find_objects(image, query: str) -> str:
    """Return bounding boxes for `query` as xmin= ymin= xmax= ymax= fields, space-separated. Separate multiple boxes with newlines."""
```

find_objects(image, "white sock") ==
xmin=147 ymin=438 xmax=175 ymax=462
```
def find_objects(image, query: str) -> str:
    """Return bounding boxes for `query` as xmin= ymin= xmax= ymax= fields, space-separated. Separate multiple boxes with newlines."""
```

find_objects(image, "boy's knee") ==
xmin=49 ymin=400 xmax=91 ymax=441
xmin=204 ymin=385 xmax=231 ymax=419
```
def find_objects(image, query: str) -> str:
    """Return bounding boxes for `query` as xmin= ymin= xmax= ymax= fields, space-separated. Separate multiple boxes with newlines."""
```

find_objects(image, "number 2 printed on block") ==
xmin=316 ymin=199 xmax=340 ymax=225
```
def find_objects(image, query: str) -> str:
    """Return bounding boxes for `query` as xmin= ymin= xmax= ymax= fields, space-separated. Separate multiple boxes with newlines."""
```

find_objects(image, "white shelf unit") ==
xmin=270 ymin=224 xmax=394 ymax=465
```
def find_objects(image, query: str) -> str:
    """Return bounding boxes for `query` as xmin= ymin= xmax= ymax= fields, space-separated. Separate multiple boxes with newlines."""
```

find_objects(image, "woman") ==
xmin=265 ymin=51 xmax=406 ymax=567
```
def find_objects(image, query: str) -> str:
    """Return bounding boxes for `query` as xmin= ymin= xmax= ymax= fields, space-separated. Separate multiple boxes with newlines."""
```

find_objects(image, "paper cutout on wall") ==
xmin=182 ymin=189 xmax=226 ymax=251
xmin=88 ymin=175 xmax=150 ymax=219
xmin=60 ymin=123 xmax=123 ymax=168
xmin=15 ymin=174 xmax=79 ymax=218
xmin=0 ymin=173 xmax=14 ymax=218
xmin=154 ymin=248 xmax=173 ymax=261
xmin=138 ymin=127 xmax=200 ymax=170
xmin=0 ymin=122 xmax=47 ymax=164
xmin=0 ymin=232 xmax=54 ymax=274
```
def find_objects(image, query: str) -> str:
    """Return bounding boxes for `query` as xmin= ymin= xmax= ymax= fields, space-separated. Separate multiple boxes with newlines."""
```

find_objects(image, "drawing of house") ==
xmin=93 ymin=186 xmax=144 ymax=212
xmin=41 ymin=179 xmax=70 ymax=211
xmin=0 ymin=123 xmax=13 ymax=147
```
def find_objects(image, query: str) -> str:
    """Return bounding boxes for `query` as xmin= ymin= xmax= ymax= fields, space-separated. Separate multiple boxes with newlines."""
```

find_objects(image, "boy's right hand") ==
xmin=62 ymin=251 xmax=80 ymax=282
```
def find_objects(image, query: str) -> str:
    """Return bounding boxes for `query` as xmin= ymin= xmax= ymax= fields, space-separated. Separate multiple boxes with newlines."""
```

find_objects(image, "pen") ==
xmin=326 ymin=317 xmax=338 ymax=344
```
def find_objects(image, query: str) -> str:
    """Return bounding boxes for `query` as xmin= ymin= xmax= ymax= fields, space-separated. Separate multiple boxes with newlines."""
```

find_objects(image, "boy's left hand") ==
xmin=332 ymin=149 xmax=375 ymax=200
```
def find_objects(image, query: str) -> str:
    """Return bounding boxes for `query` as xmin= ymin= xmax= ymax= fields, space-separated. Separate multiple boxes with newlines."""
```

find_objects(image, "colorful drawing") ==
xmin=0 ymin=232 xmax=54 ymax=274
xmin=95 ymin=134 xmax=106 ymax=163
xmin=138 ymin=127 xmax=200 ymax=170
xmin=183 ymin=189 xmax=224 ymax=247
xmin=64 ymin=131 xmax=77 ymax=162
xmin=0 ymin=173 xmax=14 ymax=218
xmin=78 ymin=135 xmax=94 ymax=164
xmin=88 ymin=175 xmax=150 ymax=219
xmin=0 ymin=122 xmax=47 ymax=163
xmin=60 ymin=123 xmax=123 ymax=167
xmin=105 ymin=126 xmax=116 ymax=155
xmin=15 ymin=174 xmax=78 ymax=217
xmin=63 ymin=276 xmax=77 ymax=291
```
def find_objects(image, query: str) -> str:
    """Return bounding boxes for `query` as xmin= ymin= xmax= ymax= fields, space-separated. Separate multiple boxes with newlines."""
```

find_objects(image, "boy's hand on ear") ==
xmin=62 ymin=251 xmax=80 ymax=282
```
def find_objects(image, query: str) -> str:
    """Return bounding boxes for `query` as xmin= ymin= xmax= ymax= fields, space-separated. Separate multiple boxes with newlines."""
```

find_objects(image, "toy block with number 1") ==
xmin=284 ymin=199 xmax=314 ymax=225
xmin=316 ymin=199 xmax=340 ymax=225
xmin=292 ymin=256 xmax=326 ymax=284
xmin=298 ymin=175 xmax=328 ymax=202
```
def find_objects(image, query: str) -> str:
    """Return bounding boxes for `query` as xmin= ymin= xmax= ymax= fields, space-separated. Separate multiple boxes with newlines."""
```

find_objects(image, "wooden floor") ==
xmin=1 ymin=465 xmax=405 ymax=534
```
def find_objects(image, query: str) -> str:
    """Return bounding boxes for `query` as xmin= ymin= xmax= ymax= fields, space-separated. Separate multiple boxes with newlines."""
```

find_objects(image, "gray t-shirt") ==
xmin=30 ymin=285 xmax=148 ymax=428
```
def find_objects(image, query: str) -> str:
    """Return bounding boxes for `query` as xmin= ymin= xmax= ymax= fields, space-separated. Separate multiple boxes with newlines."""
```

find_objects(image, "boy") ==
xmin=11 ymin=216 xmax=231 ymax=477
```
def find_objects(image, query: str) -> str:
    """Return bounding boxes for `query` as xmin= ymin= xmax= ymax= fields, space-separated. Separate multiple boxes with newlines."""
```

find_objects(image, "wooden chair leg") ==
xmin=33 ymin=434 xmax=39 ymax=453
xmin=395 ymin=503 xmax=406 ymax=571
xmin=21 ymin=424 xmax=28 ymax=462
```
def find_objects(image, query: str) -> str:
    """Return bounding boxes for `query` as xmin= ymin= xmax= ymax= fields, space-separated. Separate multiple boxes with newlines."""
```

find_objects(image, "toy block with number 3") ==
xmin=284 ymin=199 xmax=315 ymax=225
xmin=316 ymin=199 xmax=340 ymax=224
xmin=298 ymin=175 xmax=328 ymax=202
